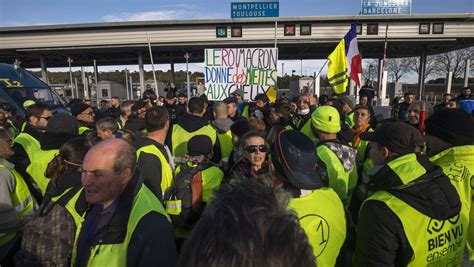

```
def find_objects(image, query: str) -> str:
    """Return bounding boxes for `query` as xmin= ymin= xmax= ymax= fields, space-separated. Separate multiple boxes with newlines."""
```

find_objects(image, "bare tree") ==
xmin=408 ymin=56 xmax=437 ymax=83
xmin=386 ymin=57 xmax=412 ymax=82
xmin=362 ymin=59 xmax=378 ymax=83
xmin=433 ymin=47 xmax=473 ymax=79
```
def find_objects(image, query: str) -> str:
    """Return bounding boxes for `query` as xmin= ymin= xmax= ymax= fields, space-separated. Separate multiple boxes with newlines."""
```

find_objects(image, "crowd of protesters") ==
xmin=0 ymin=84 xmax=473 ymax=267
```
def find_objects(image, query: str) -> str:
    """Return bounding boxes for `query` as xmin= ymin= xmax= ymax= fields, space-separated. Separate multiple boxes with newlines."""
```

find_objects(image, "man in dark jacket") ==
xmin=10 ymin=103 xmax=52 ymax=202
xmin=354 ymin=122 xmax=467 ymax=266
xmin=74 ymin=139 xmax=176 ymax=267
xmin=134 ymin=107 xmax=174 ymax=202
xmin=124 ymin=100 xmax=147 ymax=134
xmin=167 ymin=97 xmax=221 ymax=164
xmin=225 ymin=97 xmax=244 ymax=122
xmin=70 ymin=102 xmax=95 ymax=135
xmin=164 ymin=91 xmax=182 ymax=124
xmin=108 ymin=97 xmax=121 ymax=119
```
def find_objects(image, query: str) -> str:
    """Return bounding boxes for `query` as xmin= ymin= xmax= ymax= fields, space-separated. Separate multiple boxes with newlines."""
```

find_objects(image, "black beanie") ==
xmin=425 ymin=108 xmax=474 ymax=146
xmin=70 ymin=103 xmax=90 ymax=117
xmin=188 ymin=135 xmax=212 ymax=156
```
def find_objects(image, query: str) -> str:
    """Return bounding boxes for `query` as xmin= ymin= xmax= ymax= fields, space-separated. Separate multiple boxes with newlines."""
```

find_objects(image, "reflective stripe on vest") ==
xmin=366 ymin=190 xmax=469 ymax=266
xmin=345 ymin=112 xmax=354 ymax=128
xmin=316 ymin=145 xmax=357 ymax=207
xmin=217 ymin=130 xmax=233 ymax=158
xmin=136 ymin=144 xmax=174 ymax=197
xmin=0 ymin=166 xmax=36 ymax=247
xmin=288 ymin=188 xmax=346 ymax=266
xmin=171 ymin=124 xmax=217 ymax=159
xmin=26 ymin=149 xmax=58 ymax=195
xmin=300 ymin=119 xmax=319 ymax=143
xmin=14 ymin=132 xmax=41 ymax=161
xmin=81 ymin=185 xmax=170 ymax=267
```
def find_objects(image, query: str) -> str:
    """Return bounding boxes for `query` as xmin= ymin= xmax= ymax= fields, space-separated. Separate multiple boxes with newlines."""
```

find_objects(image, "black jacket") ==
xmin=109 ymin=106 xmax=121 ymax=119
xmin=133 ymin=137 xmax=170 ymax=201
xmin=74 ymin=173 xmax=177 ymax=267
xmin=353 ymin=154 xmax=461 ymax=266
xmin=166 ymin=113 xmax=221 ymax=164
xmin=124 ymin=116 xmax=146 ymax=134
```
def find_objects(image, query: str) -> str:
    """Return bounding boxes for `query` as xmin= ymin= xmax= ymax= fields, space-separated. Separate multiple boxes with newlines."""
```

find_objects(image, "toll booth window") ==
xmin=300 ymin=24 xmax=311 ymax=36
xmin=284 ymin=24 xmax=296 ymax=36
xmin=216 ymin=26 xmax=227 ymax=38
xmin=433 ymin=23 xmax=444 ymax=34
xmin=356 ymin=24 xmax=362 ymax=35
xmin=367 ymin=24 xmax=379 ymax=35
xmin=231 ymin=26 xmax=242 ymax=37
xmin=419 ymin=23 xmax=430 ymax=34
xmin=101 ymin=89 xmax=109 ymax=98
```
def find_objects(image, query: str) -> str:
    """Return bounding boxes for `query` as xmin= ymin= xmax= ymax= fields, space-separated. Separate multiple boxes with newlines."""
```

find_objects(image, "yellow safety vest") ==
xmin=73 ymin=184 xmax=170 ymax=267
xmin=217 ymin=130 xmax=233 ymax=160
xmin=136 ymin=144 xmax=174 ymax=198
xmin=316 ymin=144 xmax=357 ymax=208
xmin=50 ymin=187 xmax=85 ymax=229
xmin=0 ymin=164 xmax=36 ymax=247
xmin=344 ymin=112 xmax=354 ymax=128
xmin=242 ymin=104 xmax=250 ymax=119
xmin=367 ymin=190 xmax=469 ymax=266
xmin=288 ymin=188 xmax=346 ymax=267
xmin=430 ymin=146 xmax=474 ymax=261
xmin=171 ymin=124 xmax=217 ymax=160
xmin=26 ymin=149 xmax=58 ymax=195
xmin=13 ymin=131 xmax=41 ymax=162
xmin=300 ymin=119 xmax=319 ymax=143
xmin=78 ymin=126 xmax=90 ymax=135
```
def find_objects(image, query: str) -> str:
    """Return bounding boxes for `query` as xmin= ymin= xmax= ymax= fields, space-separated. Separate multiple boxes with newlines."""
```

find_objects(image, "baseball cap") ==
xmin=131 ymin=100 xmax=147 ymax=111
xmin=231 ymin=89 xmax=244 ymax=97
xmin=425 ymin=108 xmax=474 ymax=146
xmin=270 ymin=130 xmax=323 ymax=190
xmin=360 ymin=122 xmax=424 ymax=154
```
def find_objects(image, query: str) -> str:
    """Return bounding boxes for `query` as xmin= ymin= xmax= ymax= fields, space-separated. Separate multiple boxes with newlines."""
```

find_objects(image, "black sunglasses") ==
xmin=38 ymin=116 xmax=51 ymax=121
xmin=244 ymin=145 xmax=267 ymax=153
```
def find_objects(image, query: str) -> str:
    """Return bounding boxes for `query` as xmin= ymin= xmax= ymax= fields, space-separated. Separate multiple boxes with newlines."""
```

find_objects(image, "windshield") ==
xmin=0 ymin=64 xmax=64 ymax=108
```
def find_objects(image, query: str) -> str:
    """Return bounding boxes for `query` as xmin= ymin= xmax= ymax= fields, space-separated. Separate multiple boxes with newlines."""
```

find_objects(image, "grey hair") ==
xmin=112 ymin=141 xmax=137 ymax=174
xmin=96 ymin=117 xmax=118 ymax=133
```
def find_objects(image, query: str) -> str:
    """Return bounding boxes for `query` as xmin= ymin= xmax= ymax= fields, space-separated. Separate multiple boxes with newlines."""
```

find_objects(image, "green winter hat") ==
xmin=311 ymin=106 xmax=341 ymax=134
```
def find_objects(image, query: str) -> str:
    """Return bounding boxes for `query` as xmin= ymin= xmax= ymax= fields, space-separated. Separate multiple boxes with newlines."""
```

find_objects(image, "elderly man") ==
xmin=73 ymin=139 xmax=176 ymax=266
xmin=70 ymin=102 xmax=95 ymax=135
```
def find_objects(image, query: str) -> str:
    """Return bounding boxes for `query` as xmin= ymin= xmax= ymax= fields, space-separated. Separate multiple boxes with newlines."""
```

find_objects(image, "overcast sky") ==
xmin=1 ymin=0 xmax=472 ymax=82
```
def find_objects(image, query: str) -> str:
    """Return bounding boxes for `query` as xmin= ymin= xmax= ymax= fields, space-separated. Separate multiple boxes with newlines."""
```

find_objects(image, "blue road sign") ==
xmin=361 ymin=0 xmax=411 ymax=15
xmin=231 ymin=1 xmax=279 ymax=18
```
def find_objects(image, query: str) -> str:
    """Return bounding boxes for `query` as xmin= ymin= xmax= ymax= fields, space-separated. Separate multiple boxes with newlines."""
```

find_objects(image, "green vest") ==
xmin=171 ymin=124 xmax=217 ymax=161
xmin=430 ymin=146 xmax=474 ymax=261
xmin=50 ymin=187 xmax=85 ymax=229
xmin=367 ymin=190 xmax=468 ymax=266
xmin=300 ymin=119 xmax=319 ymax=143
xmin=288 ymin=188 xmax=346 ymax=267
xmin=0 ymin=164 xmax=36 ymax=247
xmin=74 ymin=184 xmax=170 ymax=267
xmin=78 ymin=126 xmax=90 ymax=135
xmin=355 ymin=128 xmax=374 ymax=175
xmin=26 ymin=149 xmax=58 ymax=195
xmin=242 ymin=104 xmax=250 ymax=119
xmin=316 ymin=145 xmax=357 ymax=208
xmin=344 ymin=112 xmax=354 ymax=128
xmin=217 ymin=130 xmax=233 ymax=160
xmin=13 ymin=131 xmax=41 ymax=162
xmin=136 ymin=144 xmax=174 ymax=198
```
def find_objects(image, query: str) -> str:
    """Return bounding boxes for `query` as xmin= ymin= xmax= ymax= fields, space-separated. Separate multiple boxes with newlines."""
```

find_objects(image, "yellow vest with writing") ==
xmin=289 ymin=188 xmax=346 ymax=267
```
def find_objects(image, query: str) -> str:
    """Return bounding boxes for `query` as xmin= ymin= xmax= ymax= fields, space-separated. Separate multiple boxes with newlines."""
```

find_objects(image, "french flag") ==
xmin=344 ymin=24 xmax=362 ymax=88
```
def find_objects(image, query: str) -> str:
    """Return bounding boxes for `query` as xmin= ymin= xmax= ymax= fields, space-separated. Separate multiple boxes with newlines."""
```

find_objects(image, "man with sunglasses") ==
xmin=10 ymin=103 xmax=52 ymax=203
xmin=70 ymin=102 xmax=95 ymax=135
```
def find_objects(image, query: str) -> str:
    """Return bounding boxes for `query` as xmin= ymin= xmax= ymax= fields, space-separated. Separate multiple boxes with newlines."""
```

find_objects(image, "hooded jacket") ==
xmin=353 ymin=153 xmax=462 ymax=266
xmin=124 ymin=116 xmax=146 ymax=134
xmin=167 ymin=113 xmax=221 ymax=163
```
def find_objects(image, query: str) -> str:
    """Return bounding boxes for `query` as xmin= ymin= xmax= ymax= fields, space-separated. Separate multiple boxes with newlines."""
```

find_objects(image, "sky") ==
xmin=1 ymin=0 xmax=473 ymax=82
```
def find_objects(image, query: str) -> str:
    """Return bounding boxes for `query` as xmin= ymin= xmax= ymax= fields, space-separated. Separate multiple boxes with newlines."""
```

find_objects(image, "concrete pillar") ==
xmin=446 ymin=71 xmax=453 ymax=94
xmin=377 ymin=58 xmax=383 ymax=102
xmin=40 ymin=56 xmax=48 ymax=84
xmin=314 ymin=71 xmax=321 ymax=97
xmin=349 ymin=78 xmax=355 ymax=96
xmin=93 ymin=59 xmax=99 ymax=105
xmin=464 ymin=58 xmax=471 ymax=87
xmin=170 ymin=51 xmax=175 ymax=84
xmin=418 ymin=47 xmax=427 ymax=100
xmin=138 ymin=52 xmax=145 ymax=96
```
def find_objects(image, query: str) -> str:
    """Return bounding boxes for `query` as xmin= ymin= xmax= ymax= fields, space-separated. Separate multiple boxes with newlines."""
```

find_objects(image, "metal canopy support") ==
xmin=93 ymin=59 xmax=99 ymax=105
xmin=40 ymin=56 xmax=48 ymax=84
xmin=170 ymin=51 xmax=175 ymax=84
xmin=464 ymin=58 xmax=471 ymax=87
xmin=417 ymin=47 xmax=427 ymax=100
xmin=138 ymin=52 xmax=145 ymax=96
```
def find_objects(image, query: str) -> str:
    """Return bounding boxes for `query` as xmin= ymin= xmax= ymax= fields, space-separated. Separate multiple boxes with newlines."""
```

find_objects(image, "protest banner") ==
xmin=204 ymin=48 xmax=278 ymax=101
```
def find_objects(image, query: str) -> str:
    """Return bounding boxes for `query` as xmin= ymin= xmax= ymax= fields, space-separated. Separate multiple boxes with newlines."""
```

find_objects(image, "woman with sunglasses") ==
xmin=229 ymin=131 xmax=269 ymax=181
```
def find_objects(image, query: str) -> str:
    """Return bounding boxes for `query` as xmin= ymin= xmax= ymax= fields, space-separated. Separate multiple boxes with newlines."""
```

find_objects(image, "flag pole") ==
xmin=378 ymin=24 xmax=389 ymax=102
xmin=147 ymin=33 xmax=159 ymax=98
